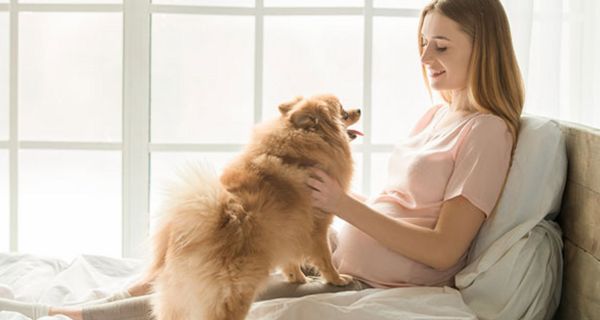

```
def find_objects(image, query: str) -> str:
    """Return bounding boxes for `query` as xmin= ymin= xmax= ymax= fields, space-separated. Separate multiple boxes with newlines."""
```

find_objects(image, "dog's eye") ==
xmin=341 ymin=111 xmax=349 ymax=120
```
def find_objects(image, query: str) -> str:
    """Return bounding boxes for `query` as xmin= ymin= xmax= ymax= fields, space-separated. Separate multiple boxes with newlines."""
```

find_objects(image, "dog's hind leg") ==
xmin=201 ymin=265 xmax=270 ymax=320
xmin=151 ymin=294 xmax=187 ymax=320
xmin=204 ymin=285 xmax=260 ymax=320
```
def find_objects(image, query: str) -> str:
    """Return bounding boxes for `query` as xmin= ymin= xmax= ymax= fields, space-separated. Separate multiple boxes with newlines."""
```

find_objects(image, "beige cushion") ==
xmin=555 ymin=120 xmax=600 ymax=319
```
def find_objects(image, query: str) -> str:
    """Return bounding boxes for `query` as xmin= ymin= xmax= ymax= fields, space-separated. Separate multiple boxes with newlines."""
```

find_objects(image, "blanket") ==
xmin=0 ymin=253 xmax=476 ymax=320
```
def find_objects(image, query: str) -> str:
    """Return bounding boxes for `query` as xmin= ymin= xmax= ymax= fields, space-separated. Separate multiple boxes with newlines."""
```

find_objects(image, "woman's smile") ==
xmin=428 ymin=69 xmax=446 ymax=78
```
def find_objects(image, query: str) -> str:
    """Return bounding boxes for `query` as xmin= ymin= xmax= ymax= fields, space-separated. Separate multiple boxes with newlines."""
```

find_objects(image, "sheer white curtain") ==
xmin=502 ymin=0 xmax=600 ymax=129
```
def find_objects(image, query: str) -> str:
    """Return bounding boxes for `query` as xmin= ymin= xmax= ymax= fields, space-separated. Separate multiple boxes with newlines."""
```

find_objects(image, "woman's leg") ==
xmin=80 ymin=296 xmax=154 ymax=320
xmin=7 ymin=274 xmax=367 ymax=320
xmin=47 ymin=277 xmax=155 ymax=320
xmin=48 ymin=273 xmax=369 ymax=320
xmin=71 ymin=276 xmax=368 ymax=320
xmin=47 ymin=295 xmax=154 ymax=320
xmin=48 ymin=307 xmax=84 ymax=320
xmin=8 ymin=230 xmax=352 ymax=320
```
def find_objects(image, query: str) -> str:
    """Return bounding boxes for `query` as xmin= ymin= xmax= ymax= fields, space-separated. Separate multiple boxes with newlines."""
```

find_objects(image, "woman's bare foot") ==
xmin=127 ymin=280 xmax=153 ymax=297
xmin=126 ymin=273 xmax=155 ymax=297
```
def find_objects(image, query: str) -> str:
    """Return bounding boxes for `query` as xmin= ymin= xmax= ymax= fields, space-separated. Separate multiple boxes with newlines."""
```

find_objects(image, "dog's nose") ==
xmin=357 ymin=109 xmax=361 ymax=115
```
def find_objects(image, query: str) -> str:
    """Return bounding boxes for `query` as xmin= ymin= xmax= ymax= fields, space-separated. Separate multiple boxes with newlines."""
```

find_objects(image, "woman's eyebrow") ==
xmin=421 ymin=34 xmax=451 ymax=41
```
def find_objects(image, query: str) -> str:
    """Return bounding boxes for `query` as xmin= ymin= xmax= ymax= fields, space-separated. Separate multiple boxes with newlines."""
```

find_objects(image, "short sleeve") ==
xmin=443 ymin=116 xmax=513 ymax=216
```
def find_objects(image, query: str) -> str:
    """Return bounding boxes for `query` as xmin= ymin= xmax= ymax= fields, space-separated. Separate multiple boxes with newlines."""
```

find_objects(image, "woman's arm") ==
xmin=308 ymin=169 xmax=486 ymax=271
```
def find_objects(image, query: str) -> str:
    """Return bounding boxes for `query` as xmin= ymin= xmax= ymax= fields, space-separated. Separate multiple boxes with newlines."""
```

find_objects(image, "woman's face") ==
xmin=420 ymin=10 xmax=473 ymax=92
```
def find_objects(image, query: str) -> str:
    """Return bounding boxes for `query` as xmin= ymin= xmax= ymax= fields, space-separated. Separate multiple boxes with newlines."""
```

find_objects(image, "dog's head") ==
xmin=278 ymin=95 xmax=363 ymax=141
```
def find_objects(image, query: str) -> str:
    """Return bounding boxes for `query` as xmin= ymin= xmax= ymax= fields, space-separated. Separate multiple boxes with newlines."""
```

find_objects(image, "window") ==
xmin=1 ymin=1 xmax=430 ymax=260
xmin=0 ymin=150 xmax=7 ymax=252
xmin=19 ymin=12 xmax=122 ymax=142
xmin=19 ymin=150 xmax=122 ymax=258
xmin=0 ymin=12 xmax=7 ymax=141
xmin=2 ymin=2 xmax=124 ymax=261
xmin=151 ymin=14 xmax=255 ymax=144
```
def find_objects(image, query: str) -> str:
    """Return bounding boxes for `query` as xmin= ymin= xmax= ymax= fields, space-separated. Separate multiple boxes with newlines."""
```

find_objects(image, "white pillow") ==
xmin=456 ymin=220 xmax=562 ymax=320
xmin=455 ymin=115 xmax=567 ymax=320
xmin=467 ymin=115 xmax=567 ymax=262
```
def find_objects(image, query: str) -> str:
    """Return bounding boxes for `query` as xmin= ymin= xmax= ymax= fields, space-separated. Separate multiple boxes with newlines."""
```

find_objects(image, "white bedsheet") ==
xmin=0 ymin=253 xmax=477 ymax=320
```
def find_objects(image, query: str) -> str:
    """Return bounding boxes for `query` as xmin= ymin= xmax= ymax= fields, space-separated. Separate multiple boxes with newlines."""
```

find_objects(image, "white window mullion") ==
xmin=15 ymin=3 xmax=122 ymax=13
xmin=362 ymin=0 xmax=373 ymax=196
xmin=19 ymin=141 xmax=121 ymax=150
xmin=122 ymin=0 xmax=151 ymax=259
xmin=9 ymin=0 xmax=18 ymax=252
xmin=255 ymin=0 xmax=263 ymax=123
xmin=151 ymin=4 xmax=254 ymax=15
xmin=150 ymin=143 xmax=244 ymax=153
xmin=372 ymin=8 xmax=421 ymax=17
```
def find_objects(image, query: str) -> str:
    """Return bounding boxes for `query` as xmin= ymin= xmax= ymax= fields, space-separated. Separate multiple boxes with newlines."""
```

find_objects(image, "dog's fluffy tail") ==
xmin=148 ymin=162 xmax=264 ymax=319
xmin=145 ymin=161 xmax=231 ymax=281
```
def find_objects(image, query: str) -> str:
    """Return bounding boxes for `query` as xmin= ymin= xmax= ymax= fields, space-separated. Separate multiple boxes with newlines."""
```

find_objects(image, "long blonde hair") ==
xmin=418 ymin=0 xmax=524 ymax=150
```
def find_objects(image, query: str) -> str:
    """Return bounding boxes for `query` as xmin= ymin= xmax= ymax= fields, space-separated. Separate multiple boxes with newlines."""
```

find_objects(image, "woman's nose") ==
xmin=420 ymin=55 xmax=431 ymax=66
xmin=420 ymin=45 xmax=433 ymax=65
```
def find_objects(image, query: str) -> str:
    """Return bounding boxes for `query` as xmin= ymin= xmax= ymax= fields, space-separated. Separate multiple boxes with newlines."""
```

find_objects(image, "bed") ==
xmin=554 ymin=120 xmax=600 ymax=319
xmin=0 ymin=115 xmax=597 ymax=320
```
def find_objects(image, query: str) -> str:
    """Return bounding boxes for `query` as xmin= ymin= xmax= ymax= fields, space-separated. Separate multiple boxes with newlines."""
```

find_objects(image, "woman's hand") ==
xmin=306 ymin=168 xmax=348 ymax=213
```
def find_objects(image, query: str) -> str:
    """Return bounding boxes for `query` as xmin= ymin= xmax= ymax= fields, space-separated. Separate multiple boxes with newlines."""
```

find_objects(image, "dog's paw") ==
xmin=327 ymin=273 xmax=353 ymax=287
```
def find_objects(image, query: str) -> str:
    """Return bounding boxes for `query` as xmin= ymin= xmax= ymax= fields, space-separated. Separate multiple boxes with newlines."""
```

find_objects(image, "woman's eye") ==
xmin=436 ymin=47 xmax=447 ymax=52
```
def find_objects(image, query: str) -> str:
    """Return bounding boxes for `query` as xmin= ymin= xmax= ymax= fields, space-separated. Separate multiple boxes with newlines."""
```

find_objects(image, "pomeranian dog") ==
xmin=146 ymin=94 xmax=362 ymax=320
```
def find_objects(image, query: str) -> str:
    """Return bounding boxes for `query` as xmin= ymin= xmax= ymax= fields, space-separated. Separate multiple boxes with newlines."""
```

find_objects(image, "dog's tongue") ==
xmin=348 ymin=129 xmax=364 ymax=137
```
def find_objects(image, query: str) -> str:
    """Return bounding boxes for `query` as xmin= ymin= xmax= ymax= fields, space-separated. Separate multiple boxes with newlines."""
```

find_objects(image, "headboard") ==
xmin=554 ymin=120 xmax=600 ymax=319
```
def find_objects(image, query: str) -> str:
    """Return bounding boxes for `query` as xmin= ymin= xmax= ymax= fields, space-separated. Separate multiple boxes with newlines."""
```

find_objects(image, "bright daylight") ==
xmin=0 ymin=0 xmax=599 ymax=319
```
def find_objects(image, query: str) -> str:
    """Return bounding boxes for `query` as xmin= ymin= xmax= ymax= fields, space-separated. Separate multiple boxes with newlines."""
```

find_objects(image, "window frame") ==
xmin=1 ymin=0 xmax=421 ymax=258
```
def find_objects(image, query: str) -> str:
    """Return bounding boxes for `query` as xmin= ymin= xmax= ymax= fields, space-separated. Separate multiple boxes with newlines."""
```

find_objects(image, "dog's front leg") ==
xmin=308 ymin=229 xmax=353 ymax=286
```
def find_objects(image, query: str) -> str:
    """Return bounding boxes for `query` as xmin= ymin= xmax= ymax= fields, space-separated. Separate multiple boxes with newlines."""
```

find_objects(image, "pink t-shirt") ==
xmin=332 ymin=104 xmax=513 ymax=288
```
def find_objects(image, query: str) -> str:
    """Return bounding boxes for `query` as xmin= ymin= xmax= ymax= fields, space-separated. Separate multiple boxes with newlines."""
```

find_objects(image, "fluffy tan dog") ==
xmin=147 ymin=94 xmax=362 ymax=320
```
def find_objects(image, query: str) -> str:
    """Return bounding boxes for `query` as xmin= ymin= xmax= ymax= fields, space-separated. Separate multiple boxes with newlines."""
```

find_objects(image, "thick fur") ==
xmin=148 ymin=95 xmax=361 ymax=320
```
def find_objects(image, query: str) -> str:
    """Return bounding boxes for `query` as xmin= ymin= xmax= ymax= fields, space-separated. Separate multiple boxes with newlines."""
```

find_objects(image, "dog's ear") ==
xmin=278 ymin=96 xmax=303 ymax=115
xmin=290 ymin=107 xmax=320 ymax=131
